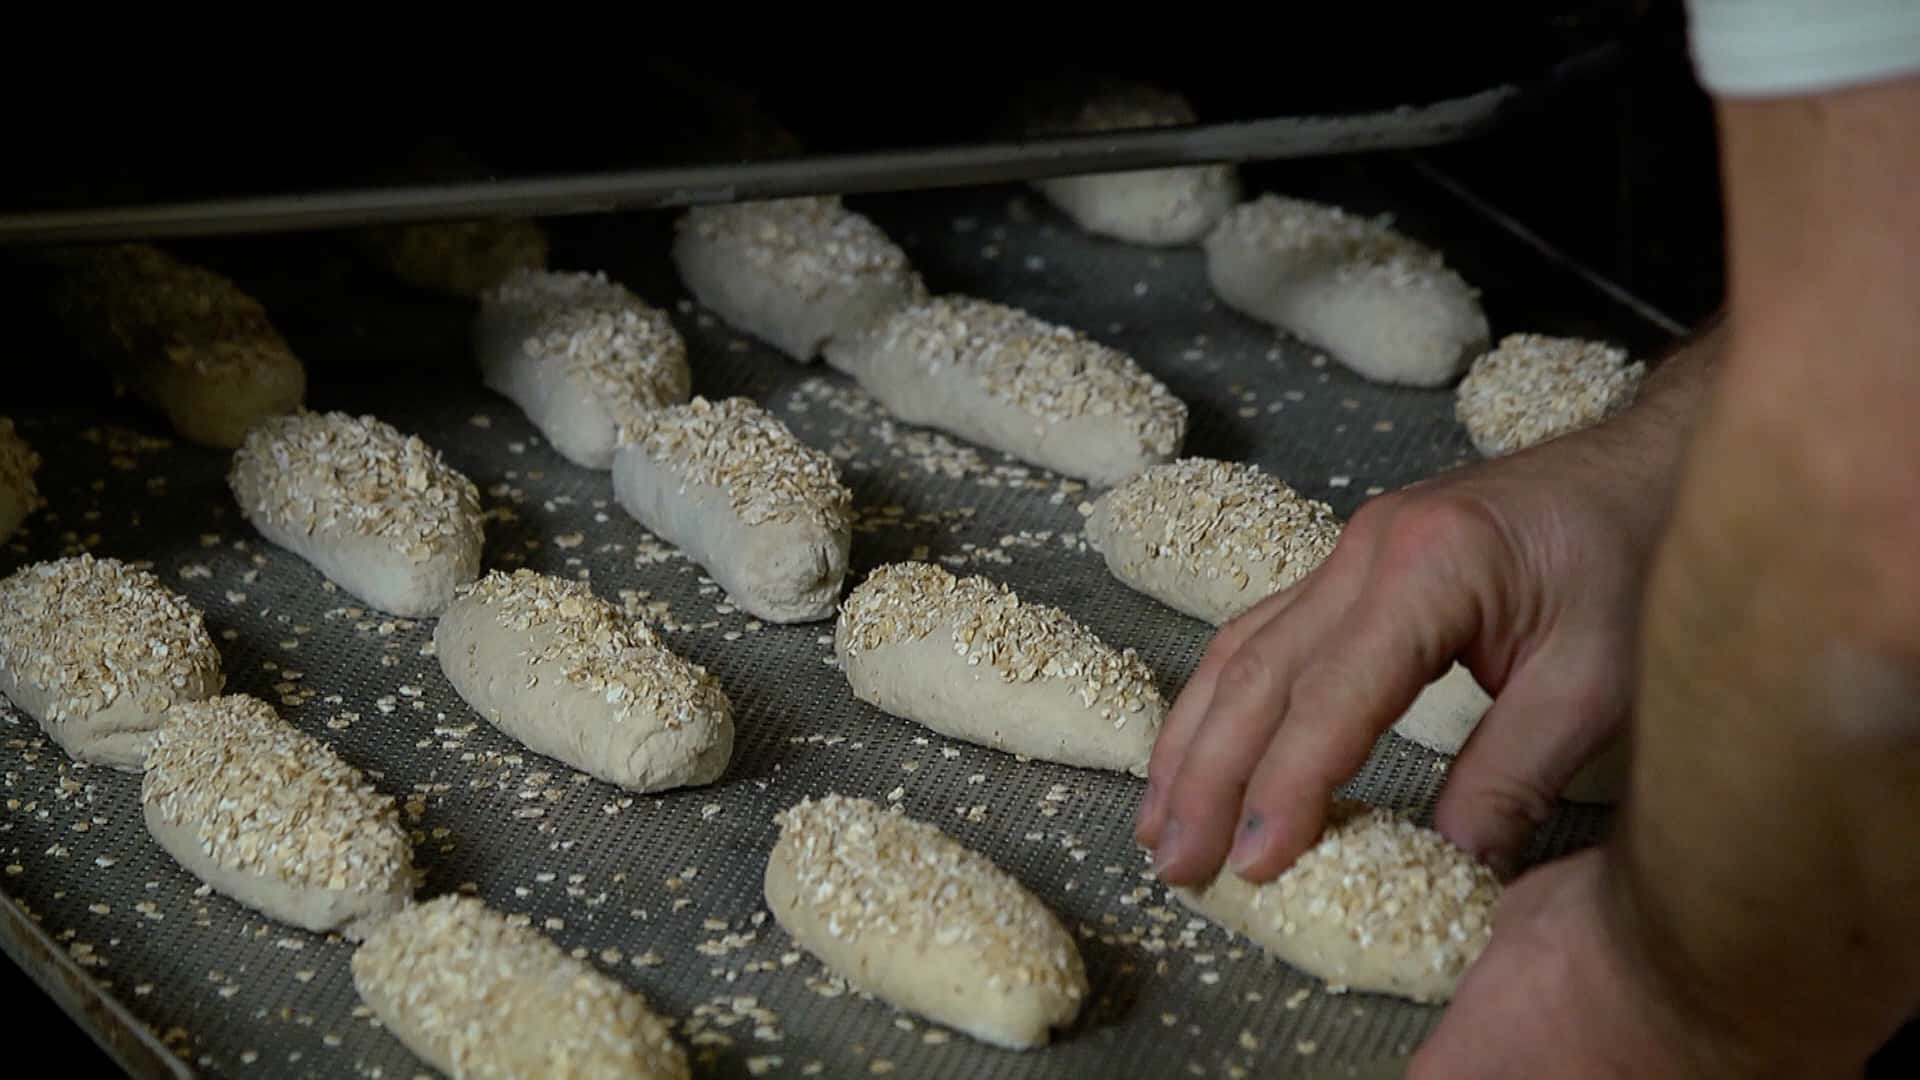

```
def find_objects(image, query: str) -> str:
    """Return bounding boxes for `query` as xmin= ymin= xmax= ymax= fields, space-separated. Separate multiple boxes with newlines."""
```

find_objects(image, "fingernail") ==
xmin=1227 ymin=814 xmax=1263 ymax=873
xmin=1151 ymin=819 xmax=1183 ymax=875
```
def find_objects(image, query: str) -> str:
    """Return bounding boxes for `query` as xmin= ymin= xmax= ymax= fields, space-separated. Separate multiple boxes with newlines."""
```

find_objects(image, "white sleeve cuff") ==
xmin=1688 ymin=1 xmax=1920 ymax=97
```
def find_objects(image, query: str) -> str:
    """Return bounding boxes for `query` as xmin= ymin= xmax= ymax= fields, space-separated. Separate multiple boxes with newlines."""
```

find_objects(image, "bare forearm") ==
xmin=1608 ymin=80 xmax=1920 ymax=1070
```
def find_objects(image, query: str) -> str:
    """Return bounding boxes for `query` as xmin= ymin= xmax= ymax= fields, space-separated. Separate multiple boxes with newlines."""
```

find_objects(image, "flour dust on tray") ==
xmin=434 ymin=569 xmax=734 ymax=793
xmin=0 ymin=555 xmax=225 ymax=770
xmin=765 ymin=793 xmax=1087 ymax=1050
xmin=228 ymin=411 xmax=484 ymax=617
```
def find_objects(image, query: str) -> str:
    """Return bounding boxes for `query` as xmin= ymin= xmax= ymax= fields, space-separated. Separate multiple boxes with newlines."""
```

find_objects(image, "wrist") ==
xmin=1598 ymin=842 xmax=1807 ymax=1077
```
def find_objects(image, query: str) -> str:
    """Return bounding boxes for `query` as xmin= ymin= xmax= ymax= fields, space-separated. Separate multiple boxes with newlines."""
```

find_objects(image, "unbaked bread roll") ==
xmin=1206 ymin=195 xmax=1490 ymax=387
xmin=672 ymin=195 xmax=925 ymax=361
xmin=1172 ymin=800 xmax=1499 ymax=1003
xmin=229 ymin=411 xmax=484 ymax=617
xmin=1386 ymin=665 xmax=1627 ymax=804
xmin=473 ymin=269 xmax=692 ymax=469
xmin=362 ymin=218 xmax=550 ymax=299
xmin=353 ymin=895 xmax=689 ymax=1079
xmin=1456 ymin=333 xmax=1646 ymax=457
xmin=1028 ymin=84 xmax=1240 ymax=246
xmin=0 ymin=418 xmax=39 ymax=543
xmin=142 ymin=694 xmax=413 ymax=938
xmin=765 ymin=794 xmax=1087 ymax=1049
xmin=434 ymin=569 xmax=733 ymax=792
xmin=0 ymin=555 xmax=225 ymax=770
xmin=1086 ymin=458 xmax=1340 ymax=625
xmin=823 ymin=296 xmax=1188 ymax=487
xmin=836 ymin=562 xmax=1166 ymax=775
xmin=50 ymin=244 xmax=307 ymax=448
xmin=612 ymin=396 xmax=851 ymax=624
xmin=1086 ymin=458 xmax=1623 ymax=802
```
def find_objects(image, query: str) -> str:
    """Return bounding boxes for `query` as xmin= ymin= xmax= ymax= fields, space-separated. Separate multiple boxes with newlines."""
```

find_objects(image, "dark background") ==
xmin=5 ymin=3 xmax=1914 ymax=1073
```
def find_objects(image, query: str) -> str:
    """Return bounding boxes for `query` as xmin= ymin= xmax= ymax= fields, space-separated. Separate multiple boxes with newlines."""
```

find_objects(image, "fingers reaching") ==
xmin=1433 ymin=634 xmax=1630 ymax=874
xmin=1135 ymin=585 xmax=1301 ymax=848
xmin=1147 ymin=570 xmax=1365 ymax=884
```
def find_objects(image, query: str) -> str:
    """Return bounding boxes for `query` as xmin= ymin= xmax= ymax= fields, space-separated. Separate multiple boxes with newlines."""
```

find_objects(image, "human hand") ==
xmin=1135 ymin=428 xmax=1669 ymax=885
xmin=1409 ymin=848 xmax=1751 ymax=1078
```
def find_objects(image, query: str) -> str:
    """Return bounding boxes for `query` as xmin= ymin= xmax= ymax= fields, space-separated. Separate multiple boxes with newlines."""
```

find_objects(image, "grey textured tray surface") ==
xmin=2 ymin=164 xmax=1654 ymax=1078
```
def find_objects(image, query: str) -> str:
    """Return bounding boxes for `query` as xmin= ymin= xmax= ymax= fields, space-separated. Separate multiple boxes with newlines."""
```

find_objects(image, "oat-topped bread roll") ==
xmin=1456 ymin=333 xmax=1646 ymax=457
xmin=1028 ymin=83 xmax=1240 ymax=247
xmin=613 ymin=396 xmax=851 ymax=624
xmin=142 ymin=694 xmax=414 ymax=938
xmin=0 ymin=555 xmax=225 ymax=770
xmin=434 ymin=570 xmax=733 ymax=792
xmin=362 ymin=217 xmax=551 ymax=300
xmin=353 ymin=895 xmax=689 ymax=1079
xmin=0 ymin=418 xmax=40 ymax=543
xmin=672 ymin=195 xmax=926 ymax=362
xmin=823 ymin=296 xmax=1188 ymax=487
xmin=836 ymin=562 xmax=1166 ymax=774
xmin=1206 ymin=194 xmax=1490 ymax=387
xmin=229 ymin=411 xmax=484 ymax=617
xmin=1173 ymin=801 xmax=1500 ymax=1003
xmin=474 ymin=268 xmax=692 ymax=469
xmin=51 ymin=243 xmax=307 ymax=448
xmin=765 ymin=794 xmax=1087 ymax=1049
xmin=1086 ymin=458 xmax=1341 ymax=626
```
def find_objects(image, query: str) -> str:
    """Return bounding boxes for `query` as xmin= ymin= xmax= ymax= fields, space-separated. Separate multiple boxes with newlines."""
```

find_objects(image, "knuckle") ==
xmin=1378 ymin=492 xmax=1506 ymax=575
xmin=1461 ymin=775 xmax=1556 ymax=834
xmin=1288 ymin=659 xmax=1373 ymax=716
xmin=1217 ymin=648 xmax=1274 ymax=697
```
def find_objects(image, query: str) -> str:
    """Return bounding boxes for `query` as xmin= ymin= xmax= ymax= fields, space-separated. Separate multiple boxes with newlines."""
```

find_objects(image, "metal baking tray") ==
xmin=1 ymin=155 xmax=1678 ymax=1078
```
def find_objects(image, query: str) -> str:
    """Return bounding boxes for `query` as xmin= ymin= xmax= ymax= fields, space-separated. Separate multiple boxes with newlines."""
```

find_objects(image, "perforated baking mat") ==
xmin=1 ymin=159 xmax=1674 ymax=1079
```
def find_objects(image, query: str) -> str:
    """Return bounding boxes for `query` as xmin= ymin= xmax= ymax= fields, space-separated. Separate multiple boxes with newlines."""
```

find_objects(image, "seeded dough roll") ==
xmin=1085 ymin=459 xmax=1624 ymax=802
xmin=613 ymin=397 xmax=852 ymax=624
xmin=353 ymin=895 xmax=689 ymax=1079
xmin=474 ymin=269 xmax=692 ymax=469
xmin=434 ymin=570 xmax=733 ymax=792
xmin=143 ymin=694 xmax=414 ymax=938
xmin=766 ymin=794 xmax=1087 ymax=1049
xmin=1086 ymin=458 xmax=1341 ymax=625
xmin=0 ymin=418 xmax=39 ymax=542
xmin=0 ymin=555 xmax=225 ymax=770
xmin=672 ymin=195 xmax=926 ymax=361
xmin=1173 ymin=801 xmax=1499 ymax=1003
xmin=836 ymin=562 xmax=1166 ymax=774
xmin=1028 ymin=84 xmax=1240 ymax=246
xmin=229 ymin=412 xmax=485 ymax=617
xmin=1456 ymin=333 xmax=1647 ymax=457
xmin=1387 ymin=664 xmax=1628 ymax=804
xmin=50 ymin=244 xmax=307 ymax=448
xmin=1205 ymin=195 xmax=1490 ymax=387
xmin=362 ymin=218 xmax=550 ymax=299
xmin=824 ymin=296 xmax=1188 ymax=487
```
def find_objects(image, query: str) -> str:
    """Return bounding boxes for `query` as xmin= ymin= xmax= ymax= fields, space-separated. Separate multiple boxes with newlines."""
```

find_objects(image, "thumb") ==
xmin=1431 ymin=637 xmax=1629 ymax=874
